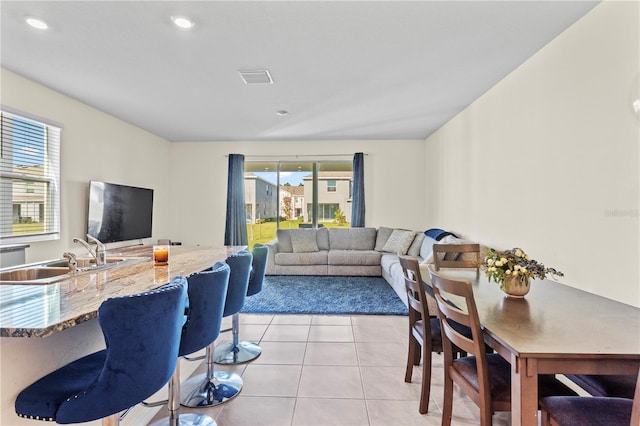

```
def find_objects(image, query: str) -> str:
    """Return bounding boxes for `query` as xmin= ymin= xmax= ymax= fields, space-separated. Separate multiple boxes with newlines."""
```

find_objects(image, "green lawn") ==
xmin=12 ymin=222 xmax=44 ymax=235
xmin=246 ymin=220 xmax=350 ymax=250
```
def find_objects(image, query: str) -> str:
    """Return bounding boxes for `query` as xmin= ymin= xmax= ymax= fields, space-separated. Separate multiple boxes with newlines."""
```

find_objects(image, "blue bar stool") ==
xmin=215 ymin=244 xmax=268 ymax=364
xmin=180 ymin=250 xmax=252 ymax=408
xmin=14 ymin=278 xmax=187 ymax=425
xmin=150 ymin=263 xmax=230 ymax=426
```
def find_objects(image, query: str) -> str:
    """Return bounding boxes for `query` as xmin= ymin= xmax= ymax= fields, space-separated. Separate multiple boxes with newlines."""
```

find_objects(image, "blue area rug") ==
xmin=241 ymin=275 xmax=408 ymax=315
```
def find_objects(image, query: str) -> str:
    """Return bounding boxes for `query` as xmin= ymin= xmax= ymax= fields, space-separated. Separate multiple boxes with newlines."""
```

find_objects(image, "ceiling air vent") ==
xmin=238 ymin=70 xmax=273 ymax=84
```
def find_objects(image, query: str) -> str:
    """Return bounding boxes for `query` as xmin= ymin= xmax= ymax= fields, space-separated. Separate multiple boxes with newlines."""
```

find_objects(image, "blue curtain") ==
xmin=224 ymin=154 xmax=248 ymax=246
xmin=351 ymin=152 xmax=365 ymax=227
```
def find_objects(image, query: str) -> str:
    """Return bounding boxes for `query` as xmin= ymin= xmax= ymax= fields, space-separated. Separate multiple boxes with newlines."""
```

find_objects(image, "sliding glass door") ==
xmin=244 ymin=159 xmax=352 ymax=249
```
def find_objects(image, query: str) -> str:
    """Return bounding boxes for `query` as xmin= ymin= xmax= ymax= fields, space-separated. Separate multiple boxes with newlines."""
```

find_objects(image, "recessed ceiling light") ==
xmin=171 ymin=16 xmax=195 ymax=29
xmin=26 ymin=17 xmax=48 ymax=30
xmin=276 ymin=110 xmax=289 ymax=116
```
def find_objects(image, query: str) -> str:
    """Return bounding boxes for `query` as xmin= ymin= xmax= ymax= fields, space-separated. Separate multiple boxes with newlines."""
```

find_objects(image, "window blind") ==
xmin=0 ymin=111 xmax=61 ymax=242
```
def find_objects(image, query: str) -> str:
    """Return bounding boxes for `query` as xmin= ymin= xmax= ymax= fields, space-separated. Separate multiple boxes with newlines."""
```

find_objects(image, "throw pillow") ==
xmin=381 ymin=229 xmax=415 ymax=255
xmin=374 ymin=227 xmax=394 ymax=251
xmin=290 ymin=230 xmax=319 ymax=253
xmin=407 ymin=233 xmax=425 ymax=257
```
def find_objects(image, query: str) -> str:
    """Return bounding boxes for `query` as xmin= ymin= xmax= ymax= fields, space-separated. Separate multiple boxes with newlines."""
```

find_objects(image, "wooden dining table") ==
xmin=420 ymin=266 xmax=640 ymax=426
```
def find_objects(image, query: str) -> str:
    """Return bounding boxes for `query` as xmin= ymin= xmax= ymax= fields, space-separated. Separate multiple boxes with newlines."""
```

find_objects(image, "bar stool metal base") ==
xmin=180 ymin=370 xmax=243 ymax=408
xmin=149 ymin=412 xmax=217 ymax=426
xmin=214 ymin=340 xmax=262 ymax=364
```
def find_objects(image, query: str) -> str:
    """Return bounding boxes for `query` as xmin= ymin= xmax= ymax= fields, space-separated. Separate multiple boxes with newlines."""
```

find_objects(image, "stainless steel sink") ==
xmin=0 ymin=256 xmax=149 ymax=285
xmin=0 ymin=267 xmax=70 ymax=282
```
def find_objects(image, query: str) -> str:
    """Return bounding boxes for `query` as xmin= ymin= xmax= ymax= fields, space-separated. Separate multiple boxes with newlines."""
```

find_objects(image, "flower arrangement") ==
xmin=482 ymin=247 xmax=564 ymax=291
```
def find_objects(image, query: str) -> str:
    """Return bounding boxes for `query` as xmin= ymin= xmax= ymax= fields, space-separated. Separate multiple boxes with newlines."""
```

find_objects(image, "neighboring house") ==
xmin=280 ymin=184 xmax=305 ymax=220
xmin=244 ymin=172 xmax=352 ymax=224
xmin=244 ymin=173 xmax=278 ymax=224
xmin=8 ymin=165 xmax=45 ymax=224
xmin=303 ymin=171 xmax=352 ymax=223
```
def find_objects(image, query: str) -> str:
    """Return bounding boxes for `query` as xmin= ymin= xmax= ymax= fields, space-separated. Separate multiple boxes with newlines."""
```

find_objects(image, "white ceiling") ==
xmin=1 ymin=1 xmax=599 ymax=142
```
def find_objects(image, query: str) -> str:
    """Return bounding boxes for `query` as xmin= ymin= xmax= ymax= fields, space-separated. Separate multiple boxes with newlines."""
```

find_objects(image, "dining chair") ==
xmin=539 ymin=368 xmax=640 ymax=426
xmin=398 ymin=255 xmax=472 ymax=414
xmin=432 ymin=243 xmax=481 ymax=272
xmin=428 ymin=267 xmax=577 ymax=426
xmin=565 ymin=373 xmax=638 ymax=399
xmin=398 ymin=255 xmax=444 ymax=414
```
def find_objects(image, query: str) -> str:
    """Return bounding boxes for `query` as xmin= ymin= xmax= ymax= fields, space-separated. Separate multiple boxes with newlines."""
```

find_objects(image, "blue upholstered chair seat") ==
xmin=540 ymin=396 xmax=632 ymax=426
xmin=15 ymin=350 xmax=107 ymax=422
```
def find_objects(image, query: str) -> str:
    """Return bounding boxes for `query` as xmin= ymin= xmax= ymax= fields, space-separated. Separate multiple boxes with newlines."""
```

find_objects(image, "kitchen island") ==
xmin=0 ymin=245 xmax=245 ymax=426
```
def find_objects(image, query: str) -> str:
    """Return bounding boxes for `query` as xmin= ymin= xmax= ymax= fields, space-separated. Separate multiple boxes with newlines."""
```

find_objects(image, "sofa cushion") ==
xmin=290 ymin=229 xmax=319 ymax=253
xmin=328 ymin=250 xmax=382 ymax=266
xmin=381 ymin=229 xmax=415 ymax=255
xmin=276 ymin=229 xmax=294 ymax=253
xmin=380 ymin=253 xmax=401 ymax=272
xmin=329 ymin=228 xmax=377 ymax=250
xmin=420 ymin=236 xmax=438 ymax=260
xmin=407 ymin=233 xmax=426 ymax=257
xmin=316 ymin=227 xmax=330 ymax=251
xmin=275 ymin=251 xmax=328 ymax=266
xmin=374 ymin=227 xmax=394 ymax=251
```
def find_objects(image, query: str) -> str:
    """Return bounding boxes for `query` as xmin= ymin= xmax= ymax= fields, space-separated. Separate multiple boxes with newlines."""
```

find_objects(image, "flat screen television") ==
xmin=87 ymin=181 xmax=154 ymax=244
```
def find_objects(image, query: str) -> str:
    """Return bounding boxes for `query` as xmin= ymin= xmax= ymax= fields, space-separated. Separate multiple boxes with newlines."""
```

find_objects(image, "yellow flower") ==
xmin=495 ymin=260 xmax=503 ymax=267
xmin=521 ymin=267 xmax=527 ymax=274
xmin=505 ymin=270 xmax=511 ymax=275
xmin=500 ymin=257 xmax=508 ymax=263
xmin=487 ymin=258 xmax=494 ymax=265
xmin=514 ymin=265 xmax=521 ymax=271
xmin=515 ymin=249 xmax=524 ymax=257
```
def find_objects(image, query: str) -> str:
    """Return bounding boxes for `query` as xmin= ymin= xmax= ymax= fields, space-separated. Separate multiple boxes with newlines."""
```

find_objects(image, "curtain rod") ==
xmin=225 ymin=153 xmax=367 ymax=158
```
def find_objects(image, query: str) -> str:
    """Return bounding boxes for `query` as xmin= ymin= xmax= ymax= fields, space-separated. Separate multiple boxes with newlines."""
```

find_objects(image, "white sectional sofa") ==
xmin=265 ymin=226 xmax=462 ymax=306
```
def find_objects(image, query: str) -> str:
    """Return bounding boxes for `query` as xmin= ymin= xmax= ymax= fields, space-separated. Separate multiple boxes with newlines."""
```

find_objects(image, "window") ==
xmin=309 ymin=203 xmax=339 ymax=221
xmin=0 ymin=110 xmax=61 ymax=242
xmin=244 ymin=159 xmax=353 ymax=248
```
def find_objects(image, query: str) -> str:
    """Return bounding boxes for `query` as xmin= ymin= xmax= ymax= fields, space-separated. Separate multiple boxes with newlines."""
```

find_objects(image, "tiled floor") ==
xmin=148 ymin=313 xmax=511 ymax=426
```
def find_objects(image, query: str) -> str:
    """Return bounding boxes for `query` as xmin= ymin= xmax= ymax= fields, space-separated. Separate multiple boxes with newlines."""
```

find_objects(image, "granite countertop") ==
xmin=0 ymin=245 xmax=244 ymax=338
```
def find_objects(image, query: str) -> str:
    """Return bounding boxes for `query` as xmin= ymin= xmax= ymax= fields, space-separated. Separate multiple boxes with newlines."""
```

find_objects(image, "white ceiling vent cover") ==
xmin=238 ymin=70 xmax=273 ymax=84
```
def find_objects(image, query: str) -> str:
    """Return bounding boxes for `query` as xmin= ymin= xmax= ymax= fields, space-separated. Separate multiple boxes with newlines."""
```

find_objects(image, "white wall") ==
xmin=424 ymin=1 xmax=639 ymax=307
xmin=168 ymin=139 xmax=426 ymax=246
xmin=1 ymin=69 xmax=173 ymax=263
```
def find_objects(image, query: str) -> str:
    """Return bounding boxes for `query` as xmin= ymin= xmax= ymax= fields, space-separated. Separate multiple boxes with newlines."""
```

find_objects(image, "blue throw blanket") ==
xmin=424 ymin=228 xmax=457 ymax=241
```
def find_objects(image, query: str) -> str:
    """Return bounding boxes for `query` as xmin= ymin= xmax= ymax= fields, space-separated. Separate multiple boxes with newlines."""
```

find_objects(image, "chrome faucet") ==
xmin=86 ymin=234 xmax=106 ymax=265
xmin=63 ymin=252 xmax=77 ymax=274
xmin=73 ymin=235 xmax=106 ymax=266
